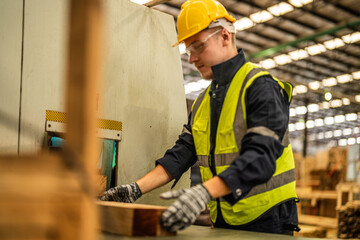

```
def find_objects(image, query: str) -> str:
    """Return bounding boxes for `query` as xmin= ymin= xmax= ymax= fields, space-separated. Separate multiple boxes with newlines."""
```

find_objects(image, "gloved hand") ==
xmin=99 ymin=182 xmax=142 ymax=203
xmin=160 ymin=184 xmax=212 ymax=232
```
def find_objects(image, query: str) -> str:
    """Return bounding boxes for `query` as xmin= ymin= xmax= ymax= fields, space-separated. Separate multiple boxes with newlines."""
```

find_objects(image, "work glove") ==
xmin=160 ymin=184 xmax=212 ymax=232
xmin=99 ymin=182 xmax=142 ymax=203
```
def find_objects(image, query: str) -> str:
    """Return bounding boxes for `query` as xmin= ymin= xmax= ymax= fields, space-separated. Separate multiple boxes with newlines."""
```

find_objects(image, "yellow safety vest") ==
xmin=190 ymin=62 xmax=297 ymax=226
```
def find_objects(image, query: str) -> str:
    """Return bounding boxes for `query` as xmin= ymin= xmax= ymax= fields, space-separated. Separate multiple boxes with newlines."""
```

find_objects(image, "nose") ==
xmin=188 ymin=52 xmax=198 ymax=64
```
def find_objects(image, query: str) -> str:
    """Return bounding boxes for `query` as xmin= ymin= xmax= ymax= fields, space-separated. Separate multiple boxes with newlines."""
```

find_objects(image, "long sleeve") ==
xmin=218 ymin=75 xmax=290 ymax=204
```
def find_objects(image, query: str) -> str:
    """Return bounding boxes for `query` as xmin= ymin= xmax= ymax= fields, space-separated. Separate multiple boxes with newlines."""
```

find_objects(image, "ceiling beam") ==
xmin=273 ymin=72 xmax=360 ymax=106
xmin=247 ymin=18 xmax=360 ymax=60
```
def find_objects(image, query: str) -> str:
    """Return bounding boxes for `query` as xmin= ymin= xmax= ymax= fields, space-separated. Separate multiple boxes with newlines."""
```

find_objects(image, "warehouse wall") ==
xmin=0 ymin=0 xmax=189 ymax=205
xmin=102 ymin=1 xmax=189 ymax=205
xmin=0 ymin=0 xmax=23 ymax=153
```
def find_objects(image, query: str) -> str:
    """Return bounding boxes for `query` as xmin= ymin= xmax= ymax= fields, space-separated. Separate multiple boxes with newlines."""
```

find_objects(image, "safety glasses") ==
xmin=185 ymin=29 xmax=221 ymax=56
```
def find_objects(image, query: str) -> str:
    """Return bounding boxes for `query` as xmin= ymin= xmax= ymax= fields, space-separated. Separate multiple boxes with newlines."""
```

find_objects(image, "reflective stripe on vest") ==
xmin=191 ymin=62 xmax=297 ymax=226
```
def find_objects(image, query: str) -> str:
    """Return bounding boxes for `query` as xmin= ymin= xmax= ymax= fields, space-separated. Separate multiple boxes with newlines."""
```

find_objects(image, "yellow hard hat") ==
xmin=173 ymin=0 xmax=236 ymax=47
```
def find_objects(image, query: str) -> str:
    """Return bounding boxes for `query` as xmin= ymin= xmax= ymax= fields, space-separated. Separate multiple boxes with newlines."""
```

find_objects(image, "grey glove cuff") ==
xmin=100 ymin=182 xmax=142 ymax=202
xmin=191 ymin=184 xmax=212 ymax=204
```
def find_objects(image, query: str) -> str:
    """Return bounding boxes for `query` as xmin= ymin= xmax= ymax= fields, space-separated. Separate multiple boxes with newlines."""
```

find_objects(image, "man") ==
xmin=100 ymin=0 xmax=299 ymax=235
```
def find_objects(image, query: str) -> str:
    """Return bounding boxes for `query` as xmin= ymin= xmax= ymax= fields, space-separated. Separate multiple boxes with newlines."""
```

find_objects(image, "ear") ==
xmin=221 ymin=28 xmax=232 ymax=46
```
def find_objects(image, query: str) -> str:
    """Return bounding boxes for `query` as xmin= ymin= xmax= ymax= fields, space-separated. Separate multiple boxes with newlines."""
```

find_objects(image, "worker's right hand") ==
xmin=99 ymin=182 xmax=142 ymax=203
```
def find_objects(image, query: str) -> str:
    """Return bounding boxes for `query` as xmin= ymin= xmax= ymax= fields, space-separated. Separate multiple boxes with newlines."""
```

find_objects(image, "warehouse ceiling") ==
xmin=146 ymin=0 xmax=360 ymax=147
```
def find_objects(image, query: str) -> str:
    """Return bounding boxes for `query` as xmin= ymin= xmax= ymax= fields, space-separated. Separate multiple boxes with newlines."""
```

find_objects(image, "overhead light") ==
xmin=306 ymin=120 xmax=314 ymax=128
xmin=130 ymin=0 xmax=150 ymax=4
xmin=307 ymin=103 xmax=319 ymax=112
xmin=318 ymin=132 xmax=324 ymax=140
xmin=268 ymin=2 xmax=294 ymax=16
xmin=334 ymin=115 xmax=345 ymax=123
xmin=305 ymin=44 xmax=326 ymax=55
xmin=342 ymin=98 xmax=350 ymax=105
xmin=288 ymin=49 xmax=308 ymax=60
xmin=337 ymin=74 xmax=353 ymax=84
xmin=342 ymin=32 xmax=360 ymax=44
xmin=343 ymin=128 xmax=352 ymax=136
xmin=274 ymin=54 xmax=292 ymax=65
xmin=323 ymin=38 xmax=345 ymax=50
xmin=334 ymin=130 xmax=342 ymax=137
xmin=323 ymin=77 xmax=337 ymax=87
xmin=308 ymin=81 xmax=321 ymax=90
xmin=250 ymin=10 xmax=273 ymax=23
xmin=295 ymin=122 xmax=305 ymax=130
xmin=324 ymin=116 xmax=334 ymax=125
xmin=339 ymin=139 xmax=347 ymax=146
xmin=289 ymin=0 xmax=313 ymax=7
xmin=321 ymin=101 xmax=330 ymax=109
xmin=234 ymin=17 xmax=254 ymax=31
xmin=289 ymin=123 xmax=295 ymax=132
xmin=330 ymin=99 xmax=342 ymax=108
xmin=294 ymin=85 xmax=308 ymax=94
xmin=315 ymin=118 xmax=324 ymax=127
xmin=325 ymin=131 xmax=333 ymax=138
xmin=178 ymin=43 xmax=186 ymax=55
xmin=354 ymin=127 xmax=360 ymax=134
xmin=290 ymin=108 xmax=296 ymax=117
xmin=324 ymin=92 xmax=332 ymax=101
xmin=259 ymin=59 xmax=277 ymax=69
xmin=355 ymin=95 xmax=360 ymax=102
xmin=345 ymin=113 xmax=357 ymax=121
xmin=348 ymin=138 xmax=356 ymax=145
xmin=295 ymin=106 xmax=307 ymax=115
xmin=353 ymin=70 xmax=360 ymax=80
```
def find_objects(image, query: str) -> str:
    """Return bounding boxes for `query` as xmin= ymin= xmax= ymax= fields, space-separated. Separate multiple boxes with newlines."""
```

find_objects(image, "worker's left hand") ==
xmin=160 ymin=184 xmax=212 ymax=232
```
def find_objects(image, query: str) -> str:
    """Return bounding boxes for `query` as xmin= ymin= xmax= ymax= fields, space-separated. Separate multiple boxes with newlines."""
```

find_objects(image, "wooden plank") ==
xmin=64 ymin=0 xmax=104 ymax=239
xmin=0 ymin=154 xmax=86 ymax=240
xmin=298 ymin=214 xmax=337 ymax=229
xmin=97 ymin=202 xmax=176 ymax=236
xmin=297 ymin=189 xmax=338 ymax=200
xmin=96 ymin=174 xmax=107 ymax=195
xmin=294 ymin=225 xmax=327 ymax=238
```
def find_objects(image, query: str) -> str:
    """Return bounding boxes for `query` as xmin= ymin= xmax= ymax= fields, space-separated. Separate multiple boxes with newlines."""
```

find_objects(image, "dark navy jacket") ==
xmin=156 ymin=49 xmax=299 ymax=234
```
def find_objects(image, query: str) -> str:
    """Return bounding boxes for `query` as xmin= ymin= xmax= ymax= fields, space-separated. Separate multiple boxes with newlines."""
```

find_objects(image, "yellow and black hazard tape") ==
xmin=46 ymin=110 xmax=67 ymax=123
xmin=46 ymin=110 xmax=122 ymax=131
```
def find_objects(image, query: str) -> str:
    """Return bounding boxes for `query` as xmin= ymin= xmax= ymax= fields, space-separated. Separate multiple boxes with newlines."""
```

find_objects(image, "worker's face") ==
xmin=184 ymin=28 xmax=226 ymax=80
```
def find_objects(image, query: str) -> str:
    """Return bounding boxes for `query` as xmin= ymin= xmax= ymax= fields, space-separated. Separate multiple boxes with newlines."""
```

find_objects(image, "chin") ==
xmin=200 ymin=71 xmax=213 ymax=80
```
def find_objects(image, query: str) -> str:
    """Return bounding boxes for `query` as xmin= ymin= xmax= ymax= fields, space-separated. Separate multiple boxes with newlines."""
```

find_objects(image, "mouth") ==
xmin=196 ymin=64 xmax=205 ymax=70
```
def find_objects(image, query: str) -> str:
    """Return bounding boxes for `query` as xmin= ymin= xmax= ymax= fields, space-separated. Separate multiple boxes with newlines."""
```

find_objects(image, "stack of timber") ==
xmin=336 ymin=183 xmax=360 ymax=239
xmin=337 ymin=201 xmax=360 ymax=239
xmin=97 ymin=201 xmax=175 ymax=236
xmin=0 ymin=153 xmax=97 ymax=240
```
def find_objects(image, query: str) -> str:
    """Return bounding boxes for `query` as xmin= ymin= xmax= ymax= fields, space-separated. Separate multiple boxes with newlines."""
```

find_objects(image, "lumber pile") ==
xmin=0 ymin=153 xmax=97 ymax=240
xmin=337 ymin=183 xmax=360 ymax=239
xmin=337 ymin=201 xmax=360 ymax=239
xmin=97 ymin=201 xmax=175 ymax=237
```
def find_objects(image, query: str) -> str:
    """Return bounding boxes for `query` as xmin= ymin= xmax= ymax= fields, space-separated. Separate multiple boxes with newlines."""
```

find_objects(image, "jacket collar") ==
xmin=211 ymin=49 xmax=247 ymax=86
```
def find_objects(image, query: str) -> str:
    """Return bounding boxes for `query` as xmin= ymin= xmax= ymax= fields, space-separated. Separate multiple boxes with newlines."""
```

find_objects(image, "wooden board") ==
xmin=97 ymin=202 xmax=175 ymax=237
xmin=298 ymin=214 xmax=337 ymax=229
xmin=0 ymin=154 xmax=90 ymax=239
